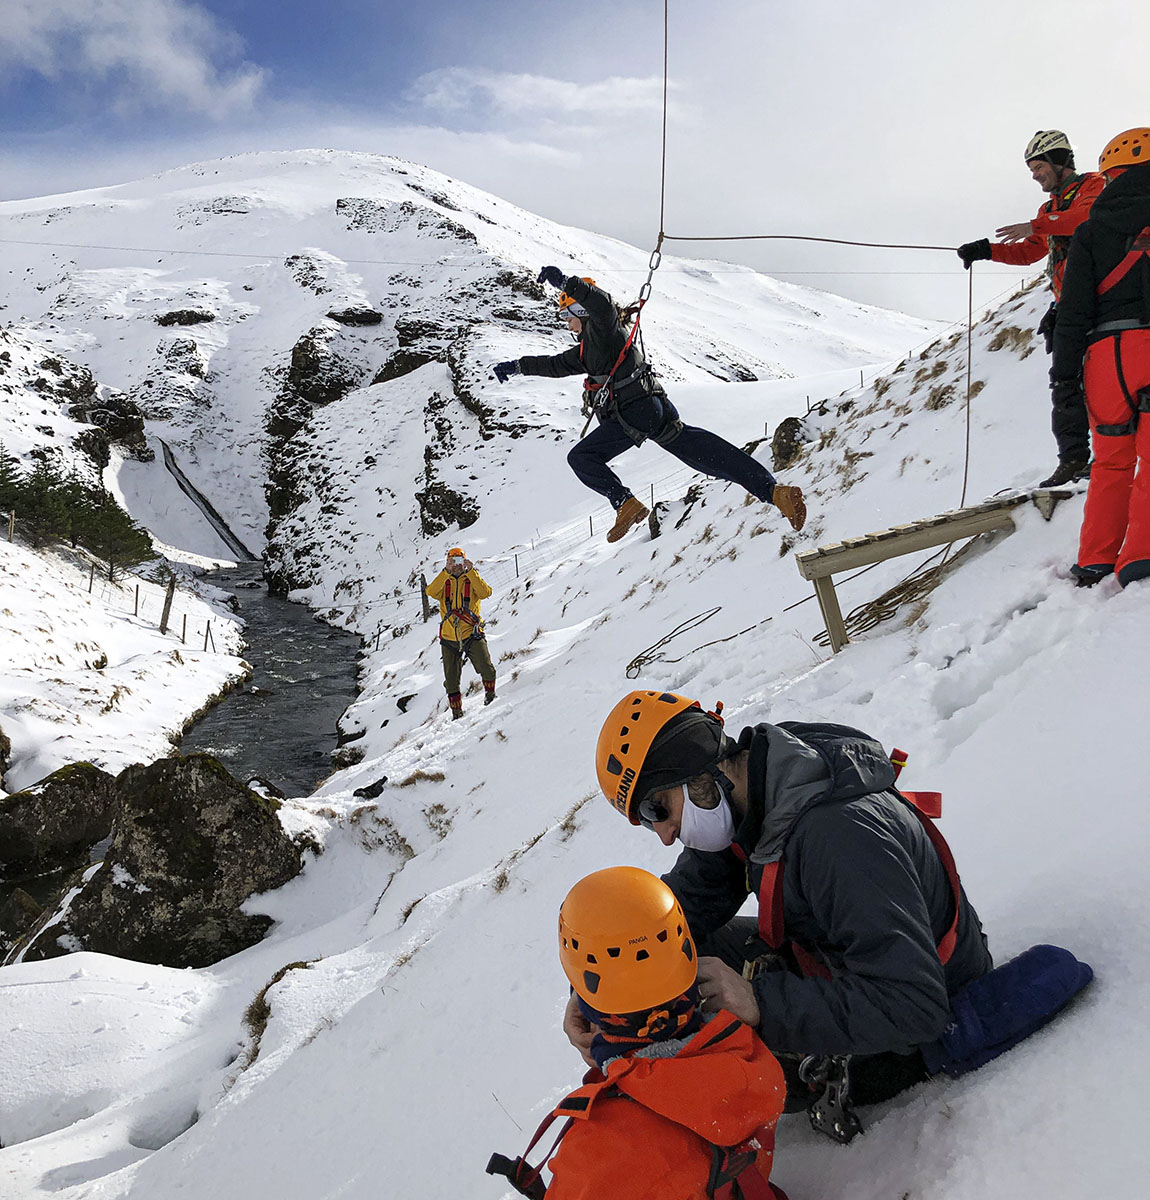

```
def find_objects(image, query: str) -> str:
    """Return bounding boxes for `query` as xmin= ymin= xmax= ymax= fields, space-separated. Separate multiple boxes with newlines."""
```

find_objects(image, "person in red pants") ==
xmin=1052 ymin=128 xmax=1150 ymax=588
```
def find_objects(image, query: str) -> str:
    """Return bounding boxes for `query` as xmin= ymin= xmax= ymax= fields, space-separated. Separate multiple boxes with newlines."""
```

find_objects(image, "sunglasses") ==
xmin=637 ymin=795 xmax=671 ymax=829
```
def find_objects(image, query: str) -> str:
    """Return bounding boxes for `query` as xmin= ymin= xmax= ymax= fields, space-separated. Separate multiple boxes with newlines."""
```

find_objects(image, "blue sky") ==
xmin=1 ymin=0 xmax=1146 ymax=320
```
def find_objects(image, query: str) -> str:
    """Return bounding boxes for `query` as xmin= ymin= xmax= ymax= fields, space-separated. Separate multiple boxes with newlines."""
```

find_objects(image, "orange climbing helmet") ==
xmin=558 ymin=866 xmax=697 ymax=1012
xmin=596 ymin=690 xmax=730 ymax=824
xmin=558 ymin=277 xmax=595 ymax=317
xmin=1099 ymin=128 xmax=1150 ymax=172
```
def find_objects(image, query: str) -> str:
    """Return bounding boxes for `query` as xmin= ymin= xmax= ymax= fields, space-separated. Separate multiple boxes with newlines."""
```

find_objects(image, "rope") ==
xmin=625 ymin=606 xmax=771 ymax=678
xmin=660 ymin=233 xmax=957 ymax=253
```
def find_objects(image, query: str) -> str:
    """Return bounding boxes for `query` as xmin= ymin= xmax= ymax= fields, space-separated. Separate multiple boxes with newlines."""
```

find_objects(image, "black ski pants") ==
xmin=567 ymin=393 xmax=777 ymax=509
xmin=1044 ymin=304 xmax=1091 ymax=463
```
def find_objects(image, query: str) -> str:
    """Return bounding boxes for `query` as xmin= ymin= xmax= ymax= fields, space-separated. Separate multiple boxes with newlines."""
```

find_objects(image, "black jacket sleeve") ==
xmin=662 ymin=848 xmax=750 ymax=944
xmin=750 ymin=801 xmax=954 ymax=1057
xmin=517 ymin=343 xmax=585 ymax=379
xmin=1052 ymin=227 xmax=1097 ymax=383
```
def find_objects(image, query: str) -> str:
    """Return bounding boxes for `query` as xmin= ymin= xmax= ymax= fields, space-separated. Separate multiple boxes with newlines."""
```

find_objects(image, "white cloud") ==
xmin=0 ymin=0 xmax=265 ymax=119
xmin=407 ymin=67 xmax=668 ymax=122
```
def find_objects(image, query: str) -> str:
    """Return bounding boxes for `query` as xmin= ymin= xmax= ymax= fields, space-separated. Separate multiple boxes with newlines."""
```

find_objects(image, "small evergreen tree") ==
xmin=80 ymin=495 xmax=154 ymax=580
xmin=0 ymin=442 xmax=23 ymax=516
xmin=17 ymin=459 xmax=70 ymax=547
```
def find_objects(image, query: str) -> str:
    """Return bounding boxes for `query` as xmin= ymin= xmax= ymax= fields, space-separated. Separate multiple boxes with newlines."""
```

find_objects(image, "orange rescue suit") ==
xmin=991 ymin=172 xmax=1106 ymax=297
xmin=546 ymin=1014 xmax=786 ymax=1200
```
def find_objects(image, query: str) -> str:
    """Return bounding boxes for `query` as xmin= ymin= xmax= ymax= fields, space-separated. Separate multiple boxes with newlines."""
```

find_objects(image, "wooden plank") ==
xmin=796 ymin=505 xmax=1018 ymax=580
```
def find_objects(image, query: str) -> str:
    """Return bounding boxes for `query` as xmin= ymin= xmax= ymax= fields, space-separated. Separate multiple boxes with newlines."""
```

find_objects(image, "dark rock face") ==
xmin=0 ymin=763 xmax=117 ymax=872
xmin=287 ymin=327 xmax=367 ymax=408
xmin=326 ymin=307 xmax=384 ymax=327
xmin=771 ymin=416 xmax=811 ymax=471
xmin=0 ymin=722 xmax=10 ymax=781
xmin=0 ymin=888 xmax=43 ymax=954
xmin=19 ymin=754 xmax=302 ymax=968
xmin=68 ymin=390 xmax=151 ymax=460
xmin=155 ymin=310 xmax=216 ymax=327
xmin=414 ymin=480 xmax=480 ymax=537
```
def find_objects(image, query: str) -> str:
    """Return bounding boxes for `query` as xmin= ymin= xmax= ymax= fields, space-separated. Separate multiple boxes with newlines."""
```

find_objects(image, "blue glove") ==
xmin=537 ymin=266 xmax=566 ymax=289
xmin=493 ymin=360 xmax=520 ymax=384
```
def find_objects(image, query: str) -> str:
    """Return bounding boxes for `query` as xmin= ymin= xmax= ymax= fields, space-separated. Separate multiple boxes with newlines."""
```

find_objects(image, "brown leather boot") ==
xmin=448 ymin=693 xmax=464 ymax=719
xmin=606 ymin=495 xmax=650 ymax=543
xmin=772 ymin=484 xmax=806 ymax=532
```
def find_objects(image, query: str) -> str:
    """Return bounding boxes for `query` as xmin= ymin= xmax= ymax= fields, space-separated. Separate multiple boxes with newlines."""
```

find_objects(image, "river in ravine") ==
xmin=178 ymin=563 xmax=363 ymax=797
xmin=1 ymin=564 xmax=362 ymax=928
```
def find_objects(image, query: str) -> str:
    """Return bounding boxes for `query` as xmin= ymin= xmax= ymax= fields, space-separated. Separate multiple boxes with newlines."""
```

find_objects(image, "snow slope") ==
xmin=2 ymin=155 xmax=1145 ymax=1200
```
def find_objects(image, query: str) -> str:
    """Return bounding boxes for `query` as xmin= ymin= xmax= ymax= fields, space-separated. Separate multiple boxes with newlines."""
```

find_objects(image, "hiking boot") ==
xmin=484 ymin=681 xmax=496 ymax=706
xmin=772 ymin=484 xmax=806 ymax=532
xmin=1071 ymin=563 xmax=1112 ymax=589
xmin=1039 ymin=460 xmax=1090 ymax=488
xmin=606 ymin=495 xmax=649 ymax=543
xmin=448 ymin=693 xmax=464 ymax=719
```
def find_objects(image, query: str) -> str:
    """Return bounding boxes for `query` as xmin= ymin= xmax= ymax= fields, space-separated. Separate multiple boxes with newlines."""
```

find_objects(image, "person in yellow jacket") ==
xmin=425 ymin=547 xmax=496 ymax=718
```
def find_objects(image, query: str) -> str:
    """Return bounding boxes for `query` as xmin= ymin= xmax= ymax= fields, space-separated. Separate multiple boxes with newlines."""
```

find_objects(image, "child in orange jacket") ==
xmin=488 ymin=867 xmax=788 ymax=1200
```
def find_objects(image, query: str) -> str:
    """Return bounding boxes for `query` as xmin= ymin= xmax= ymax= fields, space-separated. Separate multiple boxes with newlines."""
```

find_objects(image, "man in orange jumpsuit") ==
xmin=1052 ymin=128 xmax=1150 ymax=588
xmin=489 ymin=866 xmax=788 ymax=1200
xmin=959 ymin=130 xmax=1106 ymax=486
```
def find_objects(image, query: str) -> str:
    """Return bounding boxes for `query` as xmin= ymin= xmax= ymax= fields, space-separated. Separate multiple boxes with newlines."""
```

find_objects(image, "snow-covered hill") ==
xmin=2 ymin=153 xmax=1145 ymax=1200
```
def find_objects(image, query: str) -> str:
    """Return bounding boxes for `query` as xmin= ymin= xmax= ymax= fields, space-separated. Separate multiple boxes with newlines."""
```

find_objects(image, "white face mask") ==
xmin=677 ymin=783 xmax=735 ymax=852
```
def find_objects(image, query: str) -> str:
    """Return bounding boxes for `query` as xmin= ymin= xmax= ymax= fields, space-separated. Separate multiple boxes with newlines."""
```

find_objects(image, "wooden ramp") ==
xmin=794 ymin=489 xmax=1076 ymax=653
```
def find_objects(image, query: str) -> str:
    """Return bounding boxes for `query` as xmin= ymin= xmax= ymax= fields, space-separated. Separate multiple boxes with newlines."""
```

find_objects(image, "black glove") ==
xmin=1051 ymin=377 xmax=1084 ymax=406
xmin=537 ymin=265 xmax=566 ymax=289
xmin=957 ymin=239 xmax=993 ymax=269
xmin=1037 ymin=303 xmax=1058 ymax=354
xmin=493 ymin=360 xmax=520 ymax=384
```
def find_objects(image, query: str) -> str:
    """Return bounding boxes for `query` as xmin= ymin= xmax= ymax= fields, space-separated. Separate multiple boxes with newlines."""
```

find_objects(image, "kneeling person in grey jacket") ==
xmin=576 ymin=690 xmax=993 ymax=1116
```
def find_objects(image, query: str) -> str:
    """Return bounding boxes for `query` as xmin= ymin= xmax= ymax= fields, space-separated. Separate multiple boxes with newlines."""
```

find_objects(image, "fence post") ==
xmin=181 ymin=613 xmax=187 ymax=644
xmin=420 ymin=573 xmax=431 ymax=622
xmin=134 ymin=584 xmax=140 ymax=616
xmin=589 ymin=515 xmax=593 ymax=537
xmin=159 ymin=577 xmax=176 ymax=634
xmin=514 ymin=553 xmax=518 ymax=577
xmin=203 ymin=621 xmax=211 ymax=652
xmin=88 ymin=564 xmax=95 ymax=593
xmin=375 ymin=627 xmax=382 ymax=651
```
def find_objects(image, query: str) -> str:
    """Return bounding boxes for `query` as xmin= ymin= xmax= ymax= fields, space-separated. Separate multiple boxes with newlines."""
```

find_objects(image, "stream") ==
xmin=2 ymin=565 xmax=362 ymax=920
xmin=179 ymin=563 xmax=363 ymax=797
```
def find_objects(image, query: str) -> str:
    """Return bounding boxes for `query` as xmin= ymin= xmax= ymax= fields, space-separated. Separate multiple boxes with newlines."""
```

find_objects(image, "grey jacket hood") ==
xmin=738 ymin=721 xmax=897 ymax=864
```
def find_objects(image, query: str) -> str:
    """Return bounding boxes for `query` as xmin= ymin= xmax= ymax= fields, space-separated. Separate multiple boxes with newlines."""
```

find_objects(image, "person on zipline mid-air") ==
xmin=493 ymin=267 xmax=807 ymax=544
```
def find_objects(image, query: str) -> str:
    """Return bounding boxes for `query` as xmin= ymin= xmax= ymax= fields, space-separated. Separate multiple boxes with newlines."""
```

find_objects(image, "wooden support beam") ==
xmin=791 ymin=492 xmax=1066 ymax=653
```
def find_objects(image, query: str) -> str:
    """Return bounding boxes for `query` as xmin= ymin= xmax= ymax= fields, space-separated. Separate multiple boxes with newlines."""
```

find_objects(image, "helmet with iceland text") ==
xmin=595 ymin=690 xmax=732 ymax=825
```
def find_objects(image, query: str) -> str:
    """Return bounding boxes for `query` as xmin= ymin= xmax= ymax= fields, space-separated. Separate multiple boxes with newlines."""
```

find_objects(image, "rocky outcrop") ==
xmin=155 ymin=309 xmax=216 ymax=327
xmin=771 ymin=415 xmax=813 ymax=471
xmin=68 ymin=389 xmax=151 ymax=460
xmin=0 ymin=888 xmax=43 ymax=956
xmin=0 ymin=721 xmax=10 ymax=781
xmin=0 ymin=763 xmax=117 ymax=873
xmin=18 ymin=754 xmax=303 ymax=968
xmin=287 ymin=326 xmax=369 ymax=408
xmin=327 ymin=307 xmax=383 ymax=327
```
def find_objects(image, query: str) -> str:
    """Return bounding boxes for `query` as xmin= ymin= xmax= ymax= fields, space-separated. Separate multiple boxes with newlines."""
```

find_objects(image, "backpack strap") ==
xmin=1098 ymin=226 xmax=1150 ymax=296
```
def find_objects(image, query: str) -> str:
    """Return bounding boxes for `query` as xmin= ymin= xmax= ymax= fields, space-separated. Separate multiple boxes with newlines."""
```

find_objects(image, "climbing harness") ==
xmin=729 ymin=746 xmax=959 ymax=1144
